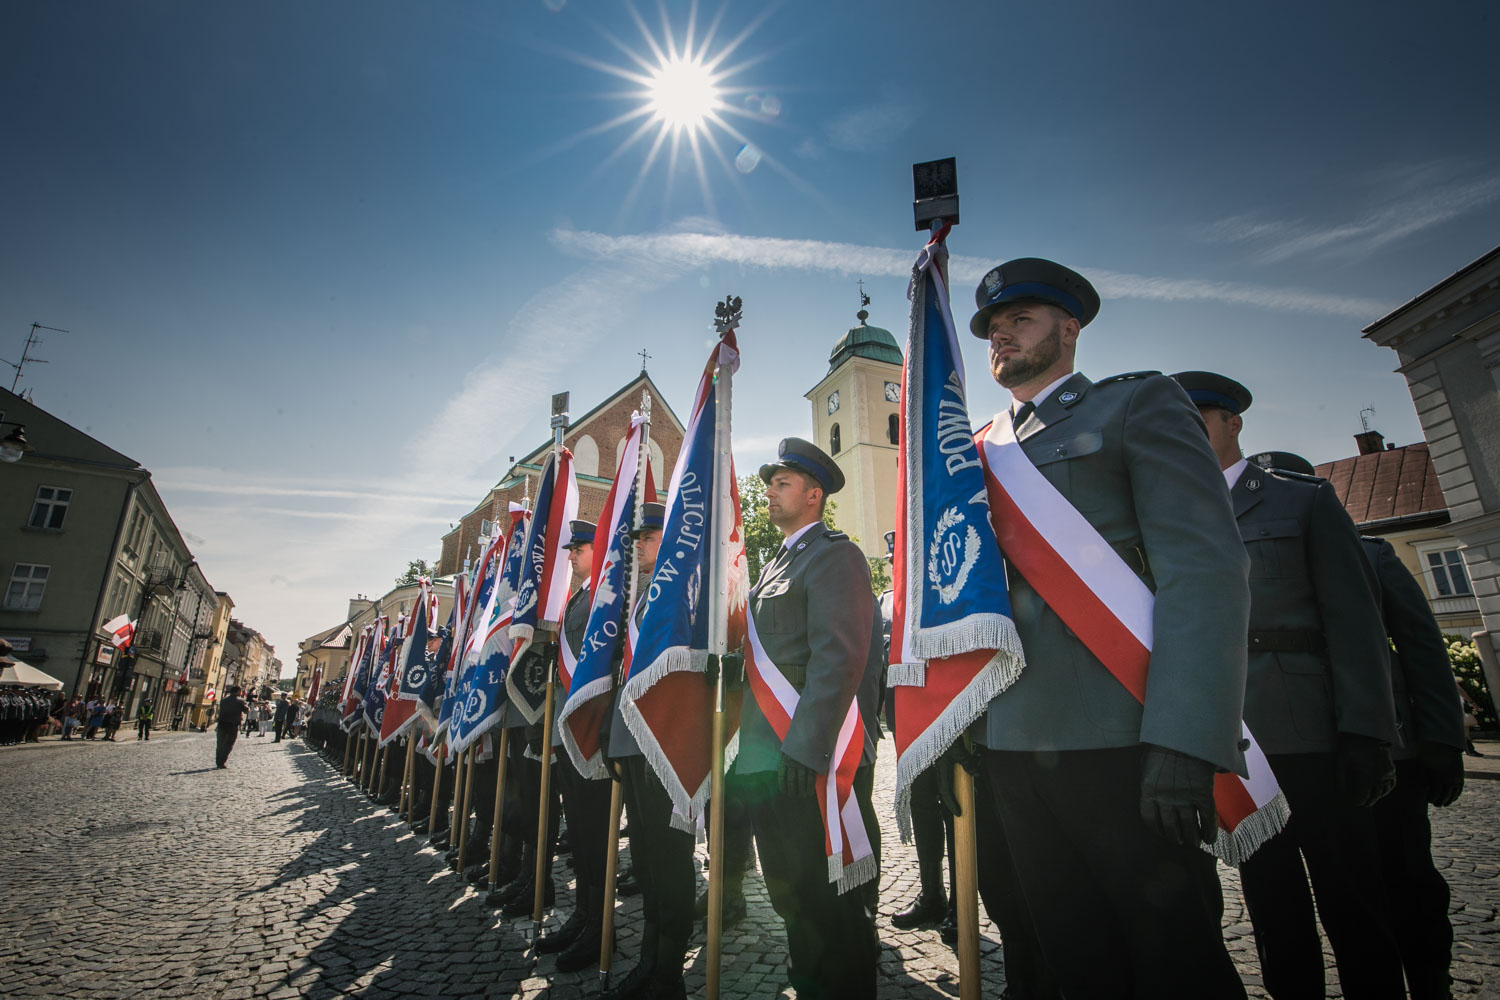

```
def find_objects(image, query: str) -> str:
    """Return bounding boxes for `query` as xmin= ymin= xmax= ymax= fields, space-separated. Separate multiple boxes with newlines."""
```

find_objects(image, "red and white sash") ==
xmin=977 ymin=415 xmax=1286 ymax=864
xmin=744 ymin=611 xmax=876 ymax=893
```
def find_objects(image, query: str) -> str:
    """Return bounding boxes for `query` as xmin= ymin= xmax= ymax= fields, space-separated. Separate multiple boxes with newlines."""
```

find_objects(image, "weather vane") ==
xmin=713 ymin=295 xmax=743 ymax=333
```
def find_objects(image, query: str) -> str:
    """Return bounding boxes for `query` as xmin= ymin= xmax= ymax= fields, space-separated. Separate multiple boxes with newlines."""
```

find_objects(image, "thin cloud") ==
xmin=158 ymin=478 xmax=473 ymax=507
xmin=1205 ymin=167 xmax=1500 ymax=263
xmin=823 ymin=94 xmax=920 ymax=153
xmin=553 ymin=227 xmax=1391 ymax=319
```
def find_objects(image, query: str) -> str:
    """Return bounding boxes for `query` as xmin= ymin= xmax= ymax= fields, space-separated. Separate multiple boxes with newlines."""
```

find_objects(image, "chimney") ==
xmin=347 ymin=597 xmax=374 ymax=621
xmin=1354 ymin=429 xmax=1385 ymax=455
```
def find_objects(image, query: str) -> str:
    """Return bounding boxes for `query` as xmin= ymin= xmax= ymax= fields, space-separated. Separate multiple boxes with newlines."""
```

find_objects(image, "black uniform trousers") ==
xmin=744 ymin=765 xmax=879 ymax=1000
xmin=1240 ymin=752 xmax=1404 ymax=1000
xmin=215 ymin=726 xmax=239 ymax=767
xmin=971 ymin=762 xmax=1061 ymax=1000
xmin=557 ymin=753 xmax=612 ymax=892
xmin=621 ymin=755 xmax=696 ymax=964
xmin=1373 ymin=758 xmax=1455 ymax=999
xmin=983 ymin=746 xmax=1245 ymax=1000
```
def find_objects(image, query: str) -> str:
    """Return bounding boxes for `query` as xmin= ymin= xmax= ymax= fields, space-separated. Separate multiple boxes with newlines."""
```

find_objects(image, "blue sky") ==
xmin=4 ymin=0 xmax=1497 ymax=669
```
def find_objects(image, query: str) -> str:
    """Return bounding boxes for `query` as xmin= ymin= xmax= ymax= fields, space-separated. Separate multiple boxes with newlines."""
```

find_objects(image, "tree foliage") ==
xmin=395 ymin=559 xmax=433 ymax=587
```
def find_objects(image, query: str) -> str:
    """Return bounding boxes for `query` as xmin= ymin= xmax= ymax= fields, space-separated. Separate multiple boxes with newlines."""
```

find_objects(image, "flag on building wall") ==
xmin=103 ymin=614 xmax=136 ymax=650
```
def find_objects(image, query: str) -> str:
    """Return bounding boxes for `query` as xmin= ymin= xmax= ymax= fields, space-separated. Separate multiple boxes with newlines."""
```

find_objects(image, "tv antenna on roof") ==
xmin=3 ymin=323 xmax=68 ymax=393
xmin=1360 ymin=405 xmax=1376 ymax=433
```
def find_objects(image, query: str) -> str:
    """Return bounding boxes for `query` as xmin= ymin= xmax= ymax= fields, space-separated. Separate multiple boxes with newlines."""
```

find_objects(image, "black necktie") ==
xmin=1012 ymin=401 xmax=1035 ymax=431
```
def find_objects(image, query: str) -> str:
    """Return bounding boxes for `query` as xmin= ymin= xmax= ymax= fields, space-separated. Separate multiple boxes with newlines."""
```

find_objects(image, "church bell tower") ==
xmin=804 ymin=291 xmax=904 ymax=559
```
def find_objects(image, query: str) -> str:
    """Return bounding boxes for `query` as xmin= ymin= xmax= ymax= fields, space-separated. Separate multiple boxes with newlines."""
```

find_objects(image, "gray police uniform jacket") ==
xmin=1362 ymin=536 xmax=1466 ymax=758
xmin=734 ymin=522 xmax=882 ymax=776
xmin=1234 ymin=463 xmax=1397 ymax=754
xmin=979 ymin=372 xmax=1251 ymax=774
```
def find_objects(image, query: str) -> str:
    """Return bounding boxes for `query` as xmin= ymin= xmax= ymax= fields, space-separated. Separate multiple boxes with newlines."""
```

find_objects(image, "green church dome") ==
xmin=828 ymin=308 xmax=903 ymax=373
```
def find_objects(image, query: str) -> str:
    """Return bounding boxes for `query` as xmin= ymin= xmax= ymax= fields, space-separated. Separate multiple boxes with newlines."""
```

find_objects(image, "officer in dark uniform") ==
xmin=969 ymin=261 xmax=1250 ymax=999
xmin=538 ymin=519 xmax=616 ymax=970
xmin=1363 ymin=532 xmax=1468 ymax=999
xmin=737 ymin=438 xmax=883 ymax=999
xmin=1173 ymin=372 xmax=1404 ymax=1000
xmin=603 ymin=500 xmax=696 ymax=1000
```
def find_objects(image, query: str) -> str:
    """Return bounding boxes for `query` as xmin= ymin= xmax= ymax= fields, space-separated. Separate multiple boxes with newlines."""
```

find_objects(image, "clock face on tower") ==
xmin=828 ymin=390 xmax=840 ymax=415
xmin=884 ymin=380 xmax=901 ymax=402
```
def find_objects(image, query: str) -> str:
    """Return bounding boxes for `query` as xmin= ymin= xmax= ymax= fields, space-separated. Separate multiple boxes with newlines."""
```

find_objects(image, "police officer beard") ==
xmin=992 ymin=325 xmax=1063 ymax=389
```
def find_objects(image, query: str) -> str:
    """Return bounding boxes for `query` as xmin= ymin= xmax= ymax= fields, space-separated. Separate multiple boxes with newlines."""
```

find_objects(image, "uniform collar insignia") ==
xmin=1058 ymin=391 xmax=1078 ymax=404
xmin=1246 ymin=478 xmax=1261 ymax=492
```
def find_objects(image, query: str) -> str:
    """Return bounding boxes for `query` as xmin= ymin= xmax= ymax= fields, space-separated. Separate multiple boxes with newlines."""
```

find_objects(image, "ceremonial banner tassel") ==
xmin=620 ymin=330 xmax=749 ymax=829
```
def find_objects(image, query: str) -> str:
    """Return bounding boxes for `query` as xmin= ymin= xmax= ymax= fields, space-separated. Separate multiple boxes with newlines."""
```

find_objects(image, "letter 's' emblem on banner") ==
xmin=928 ymin=506 xmax=981 ymax=606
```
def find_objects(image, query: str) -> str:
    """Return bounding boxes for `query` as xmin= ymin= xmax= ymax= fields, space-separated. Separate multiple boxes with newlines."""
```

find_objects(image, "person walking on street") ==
xmin=103 ymin=703 xmax=122 ymax=741
xmin=215 ymin=686 xmax=250 ymax=768
xmin=136 ymin=699 xmax=155 ymax=741
xmin=273 ymin=692 xmax=293 ymax=742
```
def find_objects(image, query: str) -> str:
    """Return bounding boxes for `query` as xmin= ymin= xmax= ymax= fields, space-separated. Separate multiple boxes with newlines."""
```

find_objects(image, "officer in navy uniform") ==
xmin=968 ymin=260 xmax=1250 ymax=999
xmin=537 ymin=519 xmax=616 ymax=970
xmin=604 ymin=501 xmax=695 ymax=1000
xmin=1173 ymin=372 xmax=1404 ymax=1000
xmin=736 ymin=438 xmax=883 ymax=999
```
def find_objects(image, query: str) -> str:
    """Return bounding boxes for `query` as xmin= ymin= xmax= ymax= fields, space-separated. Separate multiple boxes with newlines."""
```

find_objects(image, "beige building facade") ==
xmin=803 ymin=305 xmax=904 ymax=558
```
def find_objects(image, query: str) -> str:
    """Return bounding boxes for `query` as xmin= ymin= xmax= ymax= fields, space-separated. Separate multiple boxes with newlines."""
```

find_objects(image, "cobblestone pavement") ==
xmin=1 ymin=731 xmax=1496 ymax=998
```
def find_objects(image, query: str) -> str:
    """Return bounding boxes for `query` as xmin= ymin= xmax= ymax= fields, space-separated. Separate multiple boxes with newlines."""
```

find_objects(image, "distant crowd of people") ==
xmin=0 ymin=688 xmax=56 ymax=745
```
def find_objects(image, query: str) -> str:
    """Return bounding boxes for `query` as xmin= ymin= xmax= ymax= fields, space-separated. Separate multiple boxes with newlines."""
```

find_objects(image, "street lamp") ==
xmin=0 ymin=421 xmax=31 ymax=463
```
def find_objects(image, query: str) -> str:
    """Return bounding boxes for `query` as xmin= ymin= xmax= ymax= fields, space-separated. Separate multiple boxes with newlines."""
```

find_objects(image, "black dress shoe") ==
xmin=465 ymin=862 xmax=489 ymax=884
xmin=536 ymin=907 xmax=586 ymax=954
xmin=487 ymin=875 xmax=530 ymax=909
xmin=939 ymin=906 xmax=958 ymax=945
xmin=429 ymin=829 xmax=451 ymax=849
xmin=502 ymin=878 xmax=555 ymax=918
xmin=616 ymin=867 xmax=641 ymax=897
xmin=410 ymin=818 xmax=431 ymax=835
xmin=693 ymin=888 xmax=747 ymax=926
xmin=602 ymin=952 xmax=656 ymax=1000
xmin=891 ymin=892 xmax=947 ymax=930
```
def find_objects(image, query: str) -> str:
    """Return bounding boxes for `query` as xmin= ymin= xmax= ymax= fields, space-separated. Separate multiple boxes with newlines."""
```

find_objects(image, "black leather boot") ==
xmin=602 ymin=924 xmax=657 ymax=1000
xmin=892 ymin=891 xmax=948 ymax=930
xmin=537 ymin=887 xmax=589 ymax=955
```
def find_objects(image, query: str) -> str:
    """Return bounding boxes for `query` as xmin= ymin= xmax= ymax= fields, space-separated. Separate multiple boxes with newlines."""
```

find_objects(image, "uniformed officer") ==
xmin=603 ymin=501 xmax=696 ymax=1000
xmin=967 ymin=260 xmax=1250 ymax=998
xmin=736 ymin=437 xmax=883 ymax=999
xmin=1173 ymin=371 xmax=1404 ymax=1000
xmin=1362 ymin=532 xmax=1468 ymax=999
xmin=537 ymin=519 xmax=616 ymax=970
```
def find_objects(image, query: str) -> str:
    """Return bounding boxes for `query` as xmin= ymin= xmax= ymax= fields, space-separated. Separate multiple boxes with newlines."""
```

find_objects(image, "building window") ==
xmin=28 ymin=486 xmax=72 ymax=530
xmin=888 ymin=413 xmax=899 ymax=445
xmin=1424 ymin=547 xmax=1473 ymax=598
xmin=4 ymin=564 xmax=49 ymax=611
xmin=830 ymin=423 xmax=841 ymax=455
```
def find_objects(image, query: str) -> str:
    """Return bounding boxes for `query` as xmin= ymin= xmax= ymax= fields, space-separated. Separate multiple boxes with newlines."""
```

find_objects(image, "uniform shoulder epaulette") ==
xmin=1095 ymin=370 xmax=1161 ymax=386
xmin=1268 ymin=469 xmax=1323 ymax=484
xmin=823 ymin=530 xmax=850 ymax=541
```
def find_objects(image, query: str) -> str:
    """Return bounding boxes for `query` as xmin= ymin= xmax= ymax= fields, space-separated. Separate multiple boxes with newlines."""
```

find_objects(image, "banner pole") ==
xmin=377 ymin=744 xmax=390 ymax=797
xmin=341 ymin=723 xmax=354 ymax=777
xmin=400 ymin=735 xmax=416 ymax=818
xmin=427 ymin=742 xmax=447 ymax=834
xmin=704 ymin=299 xmax=739 ymax=1000
xmin=529 ymin=655 xmax=559 ymax=951
xmin=955 ymin=765 xmax=981 ymax=1000
xmin=455 ymin=744 xmax=476 ymax=871
xmin=488 ymin=727 xmax=511 ymax=889
xmin=599 ymin=389 xmax=651 ymax=993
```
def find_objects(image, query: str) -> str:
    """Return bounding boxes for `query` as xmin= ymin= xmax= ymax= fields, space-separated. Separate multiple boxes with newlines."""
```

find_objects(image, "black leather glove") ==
xmin=1414 ymin=741 xmax=1464 ymax=808
xmin=777 ymin=753 xmax=818 ymax=799
xmin=1139 ymin=745 xmax=1218 ymax=847
xmin=934 ymin=738 xmax=981 ymax=817
xmin=1337 ymin=733 xmax=1396 ymax=808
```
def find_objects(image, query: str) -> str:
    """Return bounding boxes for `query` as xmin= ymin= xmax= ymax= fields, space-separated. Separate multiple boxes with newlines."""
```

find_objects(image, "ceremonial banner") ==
xmin=889 ymin=230 xmax=1025 ymax=836
xmin=450 ymin=507 xmax=529 ymax=754
xmin=381 ymin=581 xmax=432 ymax=745
xmin=557 ymin=413 xmax=656 ymax=777
xmin=420 ymin=587 xmax=460 ymax=728
xmin=361 ymin=616 xmax=396 ymax=733
xmin=977 ymin=416 xmax=1287 ymax=863
xmin=509 ymin=449 xmax=578 ymax=641
xmin=306 ymin=665 xmax=322 ymax=706
xmin=340 ymin=626 xmax=374 ymax=731
xmin=620 ymin=333 xmax=748 ymax=825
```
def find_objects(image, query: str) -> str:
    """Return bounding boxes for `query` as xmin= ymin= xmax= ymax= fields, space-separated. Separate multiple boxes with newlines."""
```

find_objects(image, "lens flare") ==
xmin=647 ymin=56 xmax=720 ymax=131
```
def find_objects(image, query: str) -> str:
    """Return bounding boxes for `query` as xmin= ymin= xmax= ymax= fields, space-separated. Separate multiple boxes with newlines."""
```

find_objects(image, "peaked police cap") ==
xmin=759 ymin=437 xmax=845 ymax=494
xmin=970 ymin=258 xmax=1101 ymax=338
